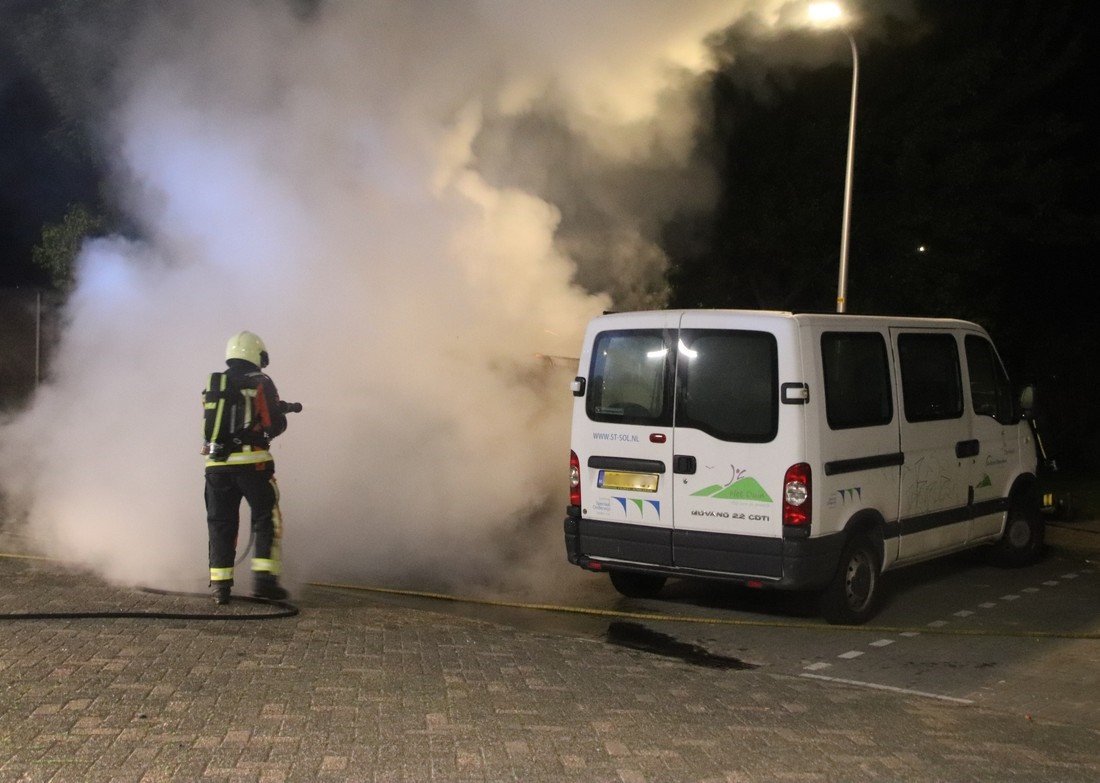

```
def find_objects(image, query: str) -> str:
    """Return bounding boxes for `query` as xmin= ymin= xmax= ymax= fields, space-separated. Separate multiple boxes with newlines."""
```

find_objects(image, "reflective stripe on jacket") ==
xmin=205 ymin=444 xmax=274 ymax=469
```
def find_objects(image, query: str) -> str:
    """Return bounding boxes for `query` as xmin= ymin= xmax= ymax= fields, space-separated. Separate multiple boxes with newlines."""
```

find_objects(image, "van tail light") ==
xmin=569 ymin=450 xmax=582 ymax=507
xmin=782 ymin=462 xmax=811 ymax=529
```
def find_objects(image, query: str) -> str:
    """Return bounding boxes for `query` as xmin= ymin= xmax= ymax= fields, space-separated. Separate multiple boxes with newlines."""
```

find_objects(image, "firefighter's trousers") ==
xmin=205 ymin=466 xmax=283 ymax=585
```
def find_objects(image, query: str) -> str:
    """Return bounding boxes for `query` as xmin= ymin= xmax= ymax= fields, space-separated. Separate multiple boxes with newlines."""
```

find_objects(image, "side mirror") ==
xmin=571 ymin=377 xmax=586 ymax=397
xmin=1018 ymin=384 xmax=1036 ymax=418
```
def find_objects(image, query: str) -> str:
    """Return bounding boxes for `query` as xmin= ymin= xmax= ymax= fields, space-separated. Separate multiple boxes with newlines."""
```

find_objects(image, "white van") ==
xmin=564 ymin=310 xmax=1043 ymax=624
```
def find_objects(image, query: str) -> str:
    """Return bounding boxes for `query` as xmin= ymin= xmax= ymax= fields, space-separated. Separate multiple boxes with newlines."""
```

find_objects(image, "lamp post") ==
xmin=35 ymin=289 xmax=42 ymax=387
xmin=808 ymin=2 xmax=858 ymax=314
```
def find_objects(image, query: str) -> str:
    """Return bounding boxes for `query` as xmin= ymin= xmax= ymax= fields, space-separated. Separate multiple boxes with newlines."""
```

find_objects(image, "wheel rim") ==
xmin=1007 ymin=515 xmax=1032 ymax=549
xmin=845 ymin=549 xmax=874 ymax=612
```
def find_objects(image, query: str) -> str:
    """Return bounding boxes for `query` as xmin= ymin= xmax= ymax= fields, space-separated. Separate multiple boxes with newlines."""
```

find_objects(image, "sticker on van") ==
xmin=691 ymin=466 xmax=772 ymax=503
xmin=614 ymin=497 xmax=661 ymax=519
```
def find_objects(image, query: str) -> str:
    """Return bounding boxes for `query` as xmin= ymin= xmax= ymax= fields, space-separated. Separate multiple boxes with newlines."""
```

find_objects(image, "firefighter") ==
xmin=203 ymin=330 xmax=291 ymax=604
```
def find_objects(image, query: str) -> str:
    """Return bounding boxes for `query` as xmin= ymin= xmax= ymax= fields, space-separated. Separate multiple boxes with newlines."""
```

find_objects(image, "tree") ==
xmin=31 ymin=202 xmax=103 ymax=290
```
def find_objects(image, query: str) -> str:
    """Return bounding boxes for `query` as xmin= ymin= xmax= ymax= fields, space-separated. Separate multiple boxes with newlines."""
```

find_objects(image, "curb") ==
xmin=1046 ymin=520 xmax=1100 ymax=556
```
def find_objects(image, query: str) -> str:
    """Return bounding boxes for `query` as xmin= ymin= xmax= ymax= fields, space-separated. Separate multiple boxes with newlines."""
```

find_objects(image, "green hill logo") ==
xmin=692 ymin=467 xmax=773 ymax=503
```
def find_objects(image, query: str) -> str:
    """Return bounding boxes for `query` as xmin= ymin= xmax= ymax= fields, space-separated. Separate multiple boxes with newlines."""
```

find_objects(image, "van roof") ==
xmin=597 ymin=309 xmax=982 ymax=331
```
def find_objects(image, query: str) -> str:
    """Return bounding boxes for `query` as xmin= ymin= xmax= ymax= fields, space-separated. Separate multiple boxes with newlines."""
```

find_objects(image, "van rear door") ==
xmin=670 ymin=312 xmax=793 ymax=577
xmin=574 ymin=313 xmax=677 ymax=565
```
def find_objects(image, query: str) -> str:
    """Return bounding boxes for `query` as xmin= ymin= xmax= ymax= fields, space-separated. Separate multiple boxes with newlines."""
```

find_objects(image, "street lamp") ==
xmin=808 ymin=2 xmax=858 ymax=314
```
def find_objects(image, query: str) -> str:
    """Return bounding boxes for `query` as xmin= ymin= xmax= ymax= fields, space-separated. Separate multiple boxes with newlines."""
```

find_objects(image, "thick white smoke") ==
xmin=0 ymin=0 xmax=792 ymax=594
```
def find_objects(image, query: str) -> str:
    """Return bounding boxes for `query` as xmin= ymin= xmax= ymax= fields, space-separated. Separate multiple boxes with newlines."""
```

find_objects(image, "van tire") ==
xmin=609 ymin=571 xmax=667 ymax=598
xmin=993 ymin=490 xmax=1045 ymax=567
xmin=820 ymin=533 xmax=880 ymax=625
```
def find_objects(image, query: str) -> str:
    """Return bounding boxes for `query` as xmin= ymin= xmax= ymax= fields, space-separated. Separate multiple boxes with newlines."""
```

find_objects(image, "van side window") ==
xmin=897 ymin=333 xmax=963 ymax=422
xmin=964 ymin=335 xmax=1015 ymax=423
xmin=677 ymin=330 xmax=778 ymax=443
xmin=821 ymin=332 xmax=893 ymax=429
xmin=587 ymin=330 xmax=673 ymax=425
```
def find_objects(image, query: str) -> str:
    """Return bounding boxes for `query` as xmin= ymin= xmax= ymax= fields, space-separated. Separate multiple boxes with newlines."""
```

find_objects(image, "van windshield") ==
xmin=587 ymin=330 xmax=673 ymax=425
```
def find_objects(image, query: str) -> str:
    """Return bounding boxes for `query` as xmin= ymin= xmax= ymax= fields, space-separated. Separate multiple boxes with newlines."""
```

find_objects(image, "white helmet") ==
xmin=225 ymin=331 xmax=269 ymax=368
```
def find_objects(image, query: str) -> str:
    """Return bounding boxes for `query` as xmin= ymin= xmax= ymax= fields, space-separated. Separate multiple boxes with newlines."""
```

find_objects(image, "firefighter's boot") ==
xmin=211 ymin=581 xmax=231 ymax=605
xmin=252 ymin=572 xmax=289 ymax=601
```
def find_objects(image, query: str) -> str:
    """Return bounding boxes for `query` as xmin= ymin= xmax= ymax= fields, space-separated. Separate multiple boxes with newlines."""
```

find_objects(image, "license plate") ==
xmin=598 ymin=470 xmax=659 ymax=493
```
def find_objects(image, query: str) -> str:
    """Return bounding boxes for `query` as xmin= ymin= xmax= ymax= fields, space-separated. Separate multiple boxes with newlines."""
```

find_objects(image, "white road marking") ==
xmin=797 ymin=562 xmax=1096 ymax=685
xmin=800 ymin=673 xmax=974 ymax=704
xmin=792 ymin=560 xmax=1100 ymax=706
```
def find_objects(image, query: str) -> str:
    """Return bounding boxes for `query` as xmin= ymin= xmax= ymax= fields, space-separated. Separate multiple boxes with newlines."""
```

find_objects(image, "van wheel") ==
xmin=609 ymin=571 xmax=666 ymax=598
xmin=820 ymin=533 xmax=880 ymax=625
xmin=993 ymin=491 xmax=1045 ymax=567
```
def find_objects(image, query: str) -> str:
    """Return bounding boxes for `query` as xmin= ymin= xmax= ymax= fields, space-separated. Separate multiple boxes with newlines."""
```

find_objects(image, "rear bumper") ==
xmin=564 ymin=516 xmax=843 ymax=591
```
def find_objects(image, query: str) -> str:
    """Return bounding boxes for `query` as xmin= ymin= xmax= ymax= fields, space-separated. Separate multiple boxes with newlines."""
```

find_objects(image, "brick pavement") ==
xmin=2 ymin=553 xmax=1099 ymax=783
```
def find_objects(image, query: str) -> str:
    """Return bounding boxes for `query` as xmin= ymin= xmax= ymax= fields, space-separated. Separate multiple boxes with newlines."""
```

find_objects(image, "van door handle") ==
xmin=955 ymin=439 xmax=980 ymax=458
xmin=673 ymin=455 xmax=697 ymax=474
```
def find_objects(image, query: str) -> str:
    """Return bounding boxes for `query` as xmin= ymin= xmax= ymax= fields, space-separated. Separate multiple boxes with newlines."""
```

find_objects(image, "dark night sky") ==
xmin=1 ymin=50 xmax=101 ymax=286
xmin=2 ymin=0 xmax=1098 ymax=294
xmin=0 ymin=50 xmax=60 ymax=286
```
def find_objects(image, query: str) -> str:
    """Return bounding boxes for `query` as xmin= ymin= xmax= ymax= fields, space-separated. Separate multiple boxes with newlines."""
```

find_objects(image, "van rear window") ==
xmin=677 ymin=330 xmax=778 ymax=443
xmin=587 ymin=330 xmax=673 ymax=425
